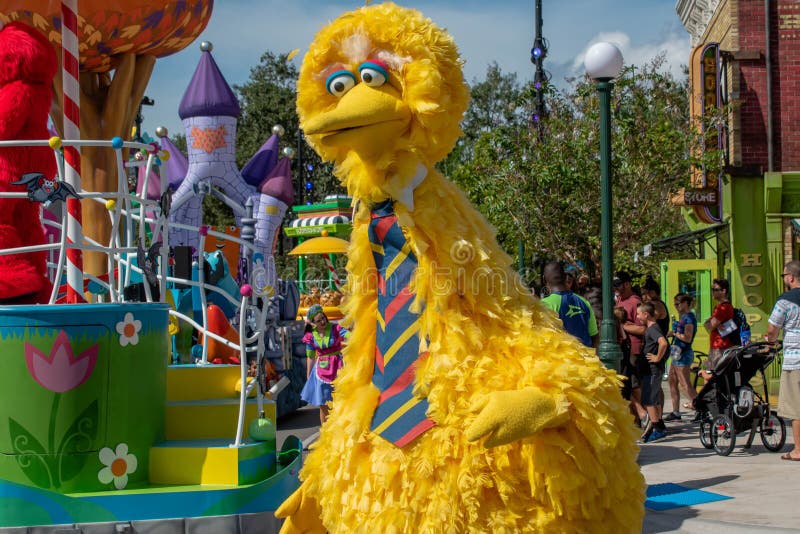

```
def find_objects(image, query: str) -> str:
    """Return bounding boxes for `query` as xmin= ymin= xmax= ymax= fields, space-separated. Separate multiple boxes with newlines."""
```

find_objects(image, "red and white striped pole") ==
xmin=324 ymin=255 xmax=342 ymax=291
xmin=61 ymin=0 xmax=85 ymax=303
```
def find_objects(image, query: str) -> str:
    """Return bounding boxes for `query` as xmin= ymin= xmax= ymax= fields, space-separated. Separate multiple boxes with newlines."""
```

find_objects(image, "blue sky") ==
xmin=144 ymin=0 xmax=689 ymax=138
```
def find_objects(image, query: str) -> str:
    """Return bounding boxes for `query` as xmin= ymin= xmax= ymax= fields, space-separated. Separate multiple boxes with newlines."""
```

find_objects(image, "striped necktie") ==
xmin=368 ymin=199 xmax=434 ymax=447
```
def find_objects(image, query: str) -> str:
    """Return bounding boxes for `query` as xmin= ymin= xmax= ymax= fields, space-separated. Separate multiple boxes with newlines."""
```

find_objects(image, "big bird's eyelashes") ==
xmin=325 ymin=60 xmax=389 ymax=97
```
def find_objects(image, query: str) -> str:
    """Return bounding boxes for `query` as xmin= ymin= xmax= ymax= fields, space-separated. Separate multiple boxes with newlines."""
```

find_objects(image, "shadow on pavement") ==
xmin=643 ymin=507 xmax=701 ymax=534
xmin=278 ymin=405 xmax=320 ymax=430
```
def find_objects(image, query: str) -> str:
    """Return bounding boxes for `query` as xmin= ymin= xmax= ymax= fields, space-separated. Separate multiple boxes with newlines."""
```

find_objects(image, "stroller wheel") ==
xmin=711 ymin=414 xmax=736 ymax=456
xmin=699 ymin=416 xmax=714 ymax=449
xmin=760 ymin=411 xmax=787 ymax=452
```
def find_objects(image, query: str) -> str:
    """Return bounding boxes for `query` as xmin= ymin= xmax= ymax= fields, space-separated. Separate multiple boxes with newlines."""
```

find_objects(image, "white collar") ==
xmin=391 ymin=163 xmax=427 ymax=212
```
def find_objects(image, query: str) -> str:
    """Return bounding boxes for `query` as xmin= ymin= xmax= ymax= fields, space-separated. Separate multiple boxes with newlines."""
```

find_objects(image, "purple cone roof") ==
xmin=259 ymin=157 xmax=294 ymax=206
xmin=159 ymin=135 xmax=189 ymax=190
xmin=241 ymin=134 xmax=279 ymax=187
xmin=178 ymin=50 xmax=241 ymax=119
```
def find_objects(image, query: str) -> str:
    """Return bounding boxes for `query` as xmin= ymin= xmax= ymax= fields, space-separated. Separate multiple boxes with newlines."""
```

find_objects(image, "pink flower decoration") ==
xmin=24 ymin=330 xmax=98 ymax=393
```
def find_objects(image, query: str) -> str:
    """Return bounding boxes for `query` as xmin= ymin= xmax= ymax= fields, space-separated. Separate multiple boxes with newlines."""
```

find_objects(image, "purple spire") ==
xmin=178 ymin=43 xmax=241 ymax=119
xmin=241 ymin=134 xmax=279 ymax=187
xmin=159 ymin=135 xmax=189 ymax=190
xmin=136 ymin=166 xmax=162 ymax=200
xmin=259 ymin=157 xmax=294 ymax=206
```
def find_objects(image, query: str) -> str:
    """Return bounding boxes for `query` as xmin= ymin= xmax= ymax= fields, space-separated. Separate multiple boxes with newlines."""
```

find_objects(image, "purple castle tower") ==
xmin=163 ymin=41 xmax=293 ymax=295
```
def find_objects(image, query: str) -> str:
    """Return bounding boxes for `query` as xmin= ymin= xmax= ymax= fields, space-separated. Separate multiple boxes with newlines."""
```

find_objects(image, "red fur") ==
xmin=0 ymin=22 xmax=57 ymax=302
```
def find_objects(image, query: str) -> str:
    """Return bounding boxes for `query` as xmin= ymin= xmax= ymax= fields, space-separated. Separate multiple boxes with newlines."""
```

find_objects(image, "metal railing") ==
xmin=0 ymin=137 xmax=272 ymax=448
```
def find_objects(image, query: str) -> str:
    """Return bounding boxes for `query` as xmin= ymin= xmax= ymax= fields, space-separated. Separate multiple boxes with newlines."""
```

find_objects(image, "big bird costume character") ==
xmin=276 ymin=3 xmax=645 ymax=533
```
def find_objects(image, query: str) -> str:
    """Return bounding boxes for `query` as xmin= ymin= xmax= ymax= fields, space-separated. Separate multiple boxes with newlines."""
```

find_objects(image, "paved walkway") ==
xmin=640 ymin=402 xmax=799 ymax=533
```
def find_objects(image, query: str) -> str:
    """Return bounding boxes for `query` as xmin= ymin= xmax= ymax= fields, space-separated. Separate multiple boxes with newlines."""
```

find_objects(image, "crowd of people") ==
xmin=612 ymin=270 xmax=699 ymax=443
xmin=536 ymin=263 xmax=798 ymax=453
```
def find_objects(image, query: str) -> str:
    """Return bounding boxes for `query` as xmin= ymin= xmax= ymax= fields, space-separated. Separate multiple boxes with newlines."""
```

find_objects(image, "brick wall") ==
xmin=775 ymin=1 xmax=800 ymax=170
xmin=720 ymin=0 xmax=800 ymax=171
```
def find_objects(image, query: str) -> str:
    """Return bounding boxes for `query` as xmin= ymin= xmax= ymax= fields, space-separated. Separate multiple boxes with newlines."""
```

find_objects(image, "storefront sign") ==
xmin=740 ymin=252 xmax=763 ymax=325
xmin=683 ymin=188 xmax=718 ymax=206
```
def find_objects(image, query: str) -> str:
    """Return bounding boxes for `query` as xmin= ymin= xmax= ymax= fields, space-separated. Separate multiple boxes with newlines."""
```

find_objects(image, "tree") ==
xmin=440 ymin=62 xmax=525 ymax=176
xmin=449 ymin=55 xmax=715 ymax=280
xmin=234 ymin=51 xmax=343 ymax=205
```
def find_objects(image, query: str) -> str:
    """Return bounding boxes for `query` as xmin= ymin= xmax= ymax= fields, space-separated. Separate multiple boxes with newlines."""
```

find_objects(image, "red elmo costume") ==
xmin=0 ymin=22 xmax=57 ymax=303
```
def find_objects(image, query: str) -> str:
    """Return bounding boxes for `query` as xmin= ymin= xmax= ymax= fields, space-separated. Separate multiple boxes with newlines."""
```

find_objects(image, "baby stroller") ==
xmin=694 ymin=341 xmax=787 ymax=456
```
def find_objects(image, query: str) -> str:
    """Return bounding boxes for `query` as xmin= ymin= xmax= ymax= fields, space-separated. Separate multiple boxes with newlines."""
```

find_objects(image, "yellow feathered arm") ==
xmin=466 ymin=388 xmax=570 ymax=448
xmin=275 ymin=486 xmax=325 ymax=534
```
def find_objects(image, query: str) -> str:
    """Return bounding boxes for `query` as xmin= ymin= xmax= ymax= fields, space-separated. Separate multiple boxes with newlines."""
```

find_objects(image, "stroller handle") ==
xmin=740 ymin=340 xmax=782 ymax=357
xmin=714 ymin=340 xmax=781 ymax=375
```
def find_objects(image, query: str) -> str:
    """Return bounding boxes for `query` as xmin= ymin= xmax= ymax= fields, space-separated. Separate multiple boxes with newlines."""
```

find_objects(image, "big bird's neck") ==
xmin=336 ymin=150 xmax=431 ymax=209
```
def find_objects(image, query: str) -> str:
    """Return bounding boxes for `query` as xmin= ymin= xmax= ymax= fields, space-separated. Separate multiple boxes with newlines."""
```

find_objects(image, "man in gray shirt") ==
xmin=766 ymin=260 xmax=800 ymax=461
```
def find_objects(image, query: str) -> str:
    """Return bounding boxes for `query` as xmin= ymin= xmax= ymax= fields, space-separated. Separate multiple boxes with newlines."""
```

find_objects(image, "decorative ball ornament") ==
xmin=134 ymin=151 xmax=145 ymax=161
xmin=48 ymin=136 xmax=62 ymax=150
xmin=282 ymin=146 xmax=295 ymax=158
xmin=111 ymin=137 xmax=124 ymax=149
xmin=199 ymin=225 xmax=209 ymax=237
xmin=584 ymin=42 xmax=624 ymax=81
xmin=272 ymin=124 xmax=285 ymax=137
xmin=155 ymin=126 xmax=168 ymax=138
xmin=200 ymin=41 xmax=213 ymax=52
xmin=105 ymin=199 xmax=117 ymax=210
xmin=240 ymin=284 xmax=253 ymax=297
xmin=248 ymin=417 xmax=276 ymax=442
xmin=321 ymin=229 xmax=329 ymax=237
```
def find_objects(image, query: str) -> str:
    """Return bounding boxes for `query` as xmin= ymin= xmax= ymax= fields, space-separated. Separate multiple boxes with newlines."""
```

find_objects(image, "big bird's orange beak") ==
xmin=303 ymin=83 xmax=411 ymax=155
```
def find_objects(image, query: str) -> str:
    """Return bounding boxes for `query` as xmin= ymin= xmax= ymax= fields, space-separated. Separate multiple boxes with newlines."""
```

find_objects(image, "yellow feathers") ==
xmin=282 ymin=3 xmax=646 ymax=533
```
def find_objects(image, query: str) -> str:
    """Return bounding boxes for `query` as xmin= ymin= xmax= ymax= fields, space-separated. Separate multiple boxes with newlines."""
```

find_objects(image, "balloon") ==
xmin=0 ymin=1 xmax=213 ymax=72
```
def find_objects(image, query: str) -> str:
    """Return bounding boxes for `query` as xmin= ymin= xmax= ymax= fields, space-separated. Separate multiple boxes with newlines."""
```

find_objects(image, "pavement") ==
xmin=277 ymin=398 xmax=800 ymax=533
xmin=640 ymin=392 xmax=799 ymax=533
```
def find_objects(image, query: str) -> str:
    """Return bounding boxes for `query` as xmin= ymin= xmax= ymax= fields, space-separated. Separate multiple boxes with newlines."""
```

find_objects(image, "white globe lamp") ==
xmin=584 ymin=42 xmax=624 ymax=81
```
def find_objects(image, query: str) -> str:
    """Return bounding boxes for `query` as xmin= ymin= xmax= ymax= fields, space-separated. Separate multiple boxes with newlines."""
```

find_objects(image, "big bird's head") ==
xmin=297 ymin=2 xmax=470 ymax=203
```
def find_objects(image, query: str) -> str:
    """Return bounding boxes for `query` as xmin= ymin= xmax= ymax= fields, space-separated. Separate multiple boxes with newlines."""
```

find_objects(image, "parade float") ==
xmin=284 ymin=195 xmax=352 ymax=321
xmin=0 ymin=3 xmax=303 ymax=531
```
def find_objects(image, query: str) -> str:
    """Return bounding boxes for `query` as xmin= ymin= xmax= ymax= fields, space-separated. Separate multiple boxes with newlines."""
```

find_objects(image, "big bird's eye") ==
xmin=358 ymin=61 xmax=389 ymax=87
xmin=326 ymin=70 xmax=357 ymax=98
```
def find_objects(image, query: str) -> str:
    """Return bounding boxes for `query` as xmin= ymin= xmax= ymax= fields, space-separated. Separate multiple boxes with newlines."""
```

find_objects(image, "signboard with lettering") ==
xmin=683 ymin=188 xmax=718 ymax=206
xmin=686 ymin=42 xmax=723 ymax=224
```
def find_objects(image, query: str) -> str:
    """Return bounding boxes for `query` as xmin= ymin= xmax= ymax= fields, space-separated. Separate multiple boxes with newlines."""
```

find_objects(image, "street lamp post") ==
xmin=584 ymin=42 xmax=624 ymax=371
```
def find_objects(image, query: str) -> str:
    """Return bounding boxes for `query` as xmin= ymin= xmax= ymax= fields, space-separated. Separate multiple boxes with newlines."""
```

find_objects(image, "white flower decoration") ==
xmin=98 ymin=443 xmax=138 ymax=490
xmin=115 ymin=312 xmax=142 ymax=347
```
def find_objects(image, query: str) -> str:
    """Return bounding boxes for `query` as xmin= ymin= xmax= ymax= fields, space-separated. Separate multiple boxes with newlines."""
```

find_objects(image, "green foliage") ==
xmin=448 ymin=56 xmax=717 ymax=280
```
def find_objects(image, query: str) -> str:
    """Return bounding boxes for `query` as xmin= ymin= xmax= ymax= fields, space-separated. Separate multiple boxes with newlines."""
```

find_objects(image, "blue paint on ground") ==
xmin=646 ymin=483 xmax=732 ymax=511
